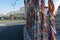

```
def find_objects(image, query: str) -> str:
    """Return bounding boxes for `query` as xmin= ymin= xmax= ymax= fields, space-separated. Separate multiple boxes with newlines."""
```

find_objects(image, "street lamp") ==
xmin=11 ymin=0 xmax=19 ymax=19
xmin=11 ymin=2 xmax=16 ymax=19
xmin=11 ymin=0 xmax=19 ymax=14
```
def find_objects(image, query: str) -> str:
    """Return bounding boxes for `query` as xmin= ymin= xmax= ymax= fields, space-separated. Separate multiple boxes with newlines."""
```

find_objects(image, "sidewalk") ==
xmin=0 ymin=20 xmax=26 ymax=26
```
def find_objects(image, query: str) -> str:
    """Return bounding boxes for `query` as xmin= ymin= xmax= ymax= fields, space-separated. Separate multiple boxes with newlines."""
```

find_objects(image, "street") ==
xmin=0 ymin=14 xmax=59 ymax=40
xmin=0 ymin=25 xmax=25 ymax=40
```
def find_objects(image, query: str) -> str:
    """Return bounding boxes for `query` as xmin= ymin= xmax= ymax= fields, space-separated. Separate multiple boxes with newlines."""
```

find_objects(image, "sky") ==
xmin=0 ymin=0 xmax=60 ymax=15
xmin=0 ymin=0 xmax=24 ymax=15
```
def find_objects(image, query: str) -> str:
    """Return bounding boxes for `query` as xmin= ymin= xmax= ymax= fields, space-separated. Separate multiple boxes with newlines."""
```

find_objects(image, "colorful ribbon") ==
xmin=24 ymin=0 xmax=56 ymax=40
xmin=48 ymin=0 xmax=56 ymax=40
